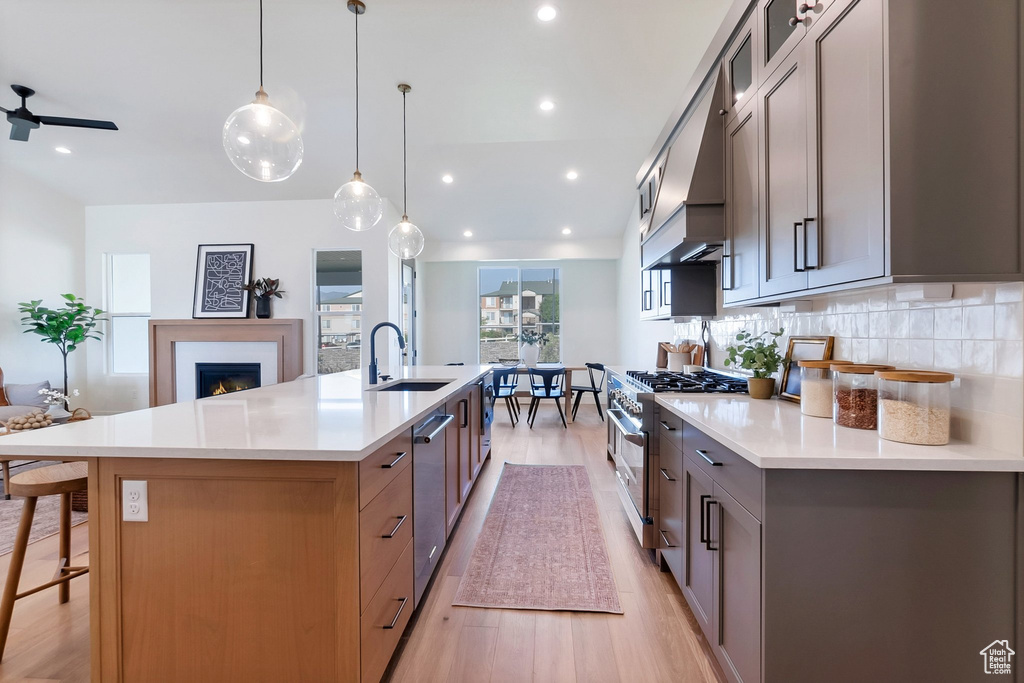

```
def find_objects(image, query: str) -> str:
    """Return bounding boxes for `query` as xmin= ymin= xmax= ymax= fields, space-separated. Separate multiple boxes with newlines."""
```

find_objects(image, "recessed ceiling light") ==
xmin=442 ymin=174 xmax=454 ymax=184
xmin=537 ymin=5 xmax=557 ymax=21
xmin=561 ymin=227 xmax=572 ymax=235
xmin=54 ymin=146 xmax=71 ymax=154
xmin=539 ymin=100 xmax=555 ymax=112
xmin=566 ymin=170 xmax=578 ymax=180
xmin=463 ymin=230 xmax=473 ymax=237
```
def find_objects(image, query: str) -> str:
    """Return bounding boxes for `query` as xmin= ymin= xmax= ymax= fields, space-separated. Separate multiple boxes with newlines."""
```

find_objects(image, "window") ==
xmin=478 ymin=267 xmax=560 ymax=363
xmin=315 ymin=250 xmax=362 ymax=374
xmin=107 ymin=253 xmax=151 ymax=374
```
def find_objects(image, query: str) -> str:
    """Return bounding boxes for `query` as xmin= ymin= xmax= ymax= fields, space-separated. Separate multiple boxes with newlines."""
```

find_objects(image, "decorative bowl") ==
xmin=498 ymin=358 xmax=522 ymax=367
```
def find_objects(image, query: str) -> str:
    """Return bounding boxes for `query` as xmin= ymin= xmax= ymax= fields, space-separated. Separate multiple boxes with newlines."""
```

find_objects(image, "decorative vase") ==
xmin=255 ymin=296 xmax=272 ymax=319
xmin=747 ymin=377 xmax=776 ymax=399
xmin=522 ymin=343 xmax=541 ymax=367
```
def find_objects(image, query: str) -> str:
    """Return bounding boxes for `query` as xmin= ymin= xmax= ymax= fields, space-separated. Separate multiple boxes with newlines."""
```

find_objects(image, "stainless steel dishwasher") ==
xmin=412 ymin=408 xmax=454 ymax=608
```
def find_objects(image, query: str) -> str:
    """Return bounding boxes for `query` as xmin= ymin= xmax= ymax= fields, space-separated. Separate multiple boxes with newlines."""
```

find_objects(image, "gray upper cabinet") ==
xmin=722 ymin=13 xmax=758 ymax=125
xmin=804 ymin=0 xmax=886 ymax=288
xmin=757 ymin=47 xmax=809 ymax=297
xmin=724 ymin=107 xmax=760 ymax=304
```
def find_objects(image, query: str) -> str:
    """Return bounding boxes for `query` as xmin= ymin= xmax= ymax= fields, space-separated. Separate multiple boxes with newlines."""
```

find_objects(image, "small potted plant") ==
xmin=517 ymin=329 xmax=548 ymax=368
xmin=244 ymin=278 xmax=285 ymax=319
xmin=723 ymin=328 xmax=785 ymax=399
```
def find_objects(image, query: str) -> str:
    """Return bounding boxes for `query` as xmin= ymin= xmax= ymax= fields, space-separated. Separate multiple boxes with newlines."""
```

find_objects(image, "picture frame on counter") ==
xmin=779 ymin=336 xmax=835 ymax=403
xmin=192 ymin=243 xmax=255 ymax=319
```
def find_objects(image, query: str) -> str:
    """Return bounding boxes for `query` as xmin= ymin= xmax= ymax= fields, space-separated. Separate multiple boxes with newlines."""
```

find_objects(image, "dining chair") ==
xmin=571 ymin=362 xmax=607 ymax=422
xmin=526 ymin=367 xmax=567 ymax=429
xmin=491 ymin=367 xmax=520 ymax=426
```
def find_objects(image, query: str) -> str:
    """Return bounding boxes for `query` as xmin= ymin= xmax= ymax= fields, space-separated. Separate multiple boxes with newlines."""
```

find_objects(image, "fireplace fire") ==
xmin=195 ymin=363 xmax=262 ymax=399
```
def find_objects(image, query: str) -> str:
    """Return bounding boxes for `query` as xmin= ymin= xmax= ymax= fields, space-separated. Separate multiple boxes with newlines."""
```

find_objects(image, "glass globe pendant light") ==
xmin=334 ymin=0 xmax=384 ymax=231
xmin=389 ymin=84 xmax=425 ymax=259
xmin=222 ymin=0 xmax=303 ymax=182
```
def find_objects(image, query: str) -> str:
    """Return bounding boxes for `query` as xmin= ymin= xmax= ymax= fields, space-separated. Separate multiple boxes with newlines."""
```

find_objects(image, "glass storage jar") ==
xmin=798 ymin=360 xmax=851 ymax=418
xmin=876 ymin=370 xmax=955 ymax=445
xmin=832 ymin=364 xmax=894 ymax=430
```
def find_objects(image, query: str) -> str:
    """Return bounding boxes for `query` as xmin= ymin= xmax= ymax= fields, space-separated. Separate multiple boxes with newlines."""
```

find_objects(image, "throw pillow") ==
xmin=5 ymin=381 xmax=52 ymax=408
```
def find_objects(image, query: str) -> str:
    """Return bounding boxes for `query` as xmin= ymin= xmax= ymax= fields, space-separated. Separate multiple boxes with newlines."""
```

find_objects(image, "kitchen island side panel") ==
xmin=92 ymin=457 xmax=361 ymax=682
xmin=762 ymin=469 xmax=1017 ymax=683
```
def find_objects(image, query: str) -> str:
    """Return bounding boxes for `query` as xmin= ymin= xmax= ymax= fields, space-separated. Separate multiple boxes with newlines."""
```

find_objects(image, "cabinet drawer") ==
xmin=659 ymin=434 xmax=683 ymax=483
xmin=683 ymin=421 xmax=762 ymax=521
xmin=657 ymin=409 xmax=683 ymax=452
xmin=359 ymin=430 xmax=413 ymax=510
xmin=659 ymin=437 xmax=683 ymax=582
xmin=360 ymin=466 xmax=413 ymax=613
xmin=360 ymin=539 xmax=413 ymax=683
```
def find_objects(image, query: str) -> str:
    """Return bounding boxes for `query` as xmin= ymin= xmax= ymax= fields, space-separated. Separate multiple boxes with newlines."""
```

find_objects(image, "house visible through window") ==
xmin=315 ymin=249 xmax=363 ymax=374
xmin=478 ymin=267 xmax=560 ymax=363
xmin=107 ymin=253 xmax=151 ymax=374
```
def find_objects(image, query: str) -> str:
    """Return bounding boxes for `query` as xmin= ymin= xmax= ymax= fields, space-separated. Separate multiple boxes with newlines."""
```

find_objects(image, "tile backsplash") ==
xmin=672 ymin=283 xmax=1024 ymax=454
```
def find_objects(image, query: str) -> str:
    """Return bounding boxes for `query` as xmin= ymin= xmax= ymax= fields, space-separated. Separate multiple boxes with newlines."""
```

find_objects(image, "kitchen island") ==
xmin=0 ymin=365 xmax=494 ymax=683
xmin=655 ymin=394 xmax=1024 ymax=683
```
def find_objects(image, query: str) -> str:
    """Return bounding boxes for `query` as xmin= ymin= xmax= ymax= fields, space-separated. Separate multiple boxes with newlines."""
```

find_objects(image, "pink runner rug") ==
xmin=454 ymin=464 xmax=623 ymax=614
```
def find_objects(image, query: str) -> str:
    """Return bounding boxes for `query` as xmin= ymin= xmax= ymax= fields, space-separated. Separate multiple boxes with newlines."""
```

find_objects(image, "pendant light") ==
xmin=334 ymin=0 xmax=384 ymax=231
xmin=388 ymin=84 xmax=425 ymax=259
xmin=222 ymin=0 xmax=303 ymax=182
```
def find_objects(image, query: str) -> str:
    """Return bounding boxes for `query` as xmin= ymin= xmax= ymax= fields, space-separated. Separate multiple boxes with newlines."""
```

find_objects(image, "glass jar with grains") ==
xmin=798 ymin=360 xmax=851 ymax=418
xmin=876 ymin=370 xmax=954 ymax=445
xmin=832 ymin=364 xmax=894 ymax=430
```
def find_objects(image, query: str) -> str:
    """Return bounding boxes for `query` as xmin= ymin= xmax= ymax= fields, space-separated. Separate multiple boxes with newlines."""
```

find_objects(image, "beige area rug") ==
xmin=0 ymin=461 xmax=88 ymax=556
xmin=454 ymin=463 xmax=623 ymax=614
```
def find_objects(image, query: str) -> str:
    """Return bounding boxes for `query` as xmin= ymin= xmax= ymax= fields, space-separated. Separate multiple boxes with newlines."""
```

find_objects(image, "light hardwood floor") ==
xmin=0 ymin=408 xmax=720 ymax=683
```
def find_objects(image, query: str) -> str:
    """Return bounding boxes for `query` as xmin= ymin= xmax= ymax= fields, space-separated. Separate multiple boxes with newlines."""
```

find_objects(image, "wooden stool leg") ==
xmin=59 ymin=492 xmax=71 ymax=604
xmin=2 ymin=461 xmax=9 ymax=500
xmin=0 ymin=496 xmax=37 ymax=660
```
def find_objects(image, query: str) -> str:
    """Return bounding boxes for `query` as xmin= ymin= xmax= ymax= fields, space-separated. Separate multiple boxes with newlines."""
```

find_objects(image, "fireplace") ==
xmin=195 ymin=363 xmax=262 ymax=399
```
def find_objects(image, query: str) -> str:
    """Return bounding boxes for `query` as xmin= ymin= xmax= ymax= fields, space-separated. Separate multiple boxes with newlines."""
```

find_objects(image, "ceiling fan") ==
xmin=1 ymin=84 xmax=118 ymax=142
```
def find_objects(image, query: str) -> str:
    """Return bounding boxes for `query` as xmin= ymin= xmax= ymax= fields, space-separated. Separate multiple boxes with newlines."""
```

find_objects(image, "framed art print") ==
xmin=192 ymin=244 xmax=254 ymax=319
xmin=779 ymin=335 xmax=835 ymax=403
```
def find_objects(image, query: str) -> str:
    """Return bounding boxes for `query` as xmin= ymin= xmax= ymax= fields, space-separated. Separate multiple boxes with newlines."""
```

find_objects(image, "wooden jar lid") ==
xmin=874 ymin=370 xmax=955 ymax=383
xmin=832 ymin=363 xmax=894 ymax=374
xmin=798 ymin=359 xmax=851 ymax=369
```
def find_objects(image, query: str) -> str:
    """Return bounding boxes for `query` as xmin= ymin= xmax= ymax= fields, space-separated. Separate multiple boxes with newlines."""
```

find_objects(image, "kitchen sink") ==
xmin=372 ymin=380 xmax=452 ymax=392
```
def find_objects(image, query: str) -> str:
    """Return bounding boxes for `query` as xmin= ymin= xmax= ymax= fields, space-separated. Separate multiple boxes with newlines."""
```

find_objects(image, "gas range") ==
xmin=625 ymin=369 xmax=750 ymax=394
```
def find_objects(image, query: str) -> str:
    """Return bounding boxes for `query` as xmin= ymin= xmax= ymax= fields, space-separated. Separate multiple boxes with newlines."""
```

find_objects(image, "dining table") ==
xmin=500 ymin=364 xmax=589 ymax=422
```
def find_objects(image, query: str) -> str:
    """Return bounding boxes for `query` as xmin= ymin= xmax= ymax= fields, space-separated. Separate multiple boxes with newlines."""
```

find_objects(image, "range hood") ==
xmin=640 ymin=70 xmax=726 ymax=270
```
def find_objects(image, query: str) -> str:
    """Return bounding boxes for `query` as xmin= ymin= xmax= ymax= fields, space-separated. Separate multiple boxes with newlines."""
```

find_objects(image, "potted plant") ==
xmin=18 ymin=294 xmax=104 ymax=410
xmin=723 ymin=328 xmax=785 ymax=399
xmin=244 ymin=278 xmax=285 ymax=319
xmin=517 ymin=329 xmax=548 ymax=368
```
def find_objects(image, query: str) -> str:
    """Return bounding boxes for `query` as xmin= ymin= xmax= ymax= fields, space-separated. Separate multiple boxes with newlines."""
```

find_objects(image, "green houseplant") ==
xmin=723 ymin=328 xmax=785 ymax=399
xmin=18 ymin=294 xmax=105 ymax=409
xmin=244 ymin=278 xmax=285 ymax=319
xmin=517 ymin=329 xmax=548 ymax=368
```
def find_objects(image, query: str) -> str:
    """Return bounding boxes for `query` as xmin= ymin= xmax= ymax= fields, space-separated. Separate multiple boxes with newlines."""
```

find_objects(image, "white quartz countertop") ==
xmin=656 ymin=395 xmax=1024 ymax=472
xmin=0 ymin=366 xmax=492 ymax=462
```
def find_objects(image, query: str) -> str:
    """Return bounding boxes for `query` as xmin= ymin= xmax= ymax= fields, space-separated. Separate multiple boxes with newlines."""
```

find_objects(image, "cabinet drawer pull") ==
xmin=696 ymin=449 xmax=722 ymax=466
xmin=382 ymin=596 xmax=409 ymax=630
xmin=659 ymin=529 xmax=677 ymax=548
xmin=460 ymin=399 xmax=469 ymax=428
xmin=382 ymin=451 xmax=408 ymax=469
xmin=382 ymin=515 xmax=408 ymax=539
xmin=659 ymin=420 xmax=677 ymax=431
xmin=428 ymin=545 xmax=438 ymax=560
xmin=660 ymin=468 xmax=676 ymax=482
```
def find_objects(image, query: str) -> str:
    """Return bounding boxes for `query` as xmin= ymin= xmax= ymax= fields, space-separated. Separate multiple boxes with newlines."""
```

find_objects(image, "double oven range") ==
xmin=606 ymin=368 xmax=748 ymax=549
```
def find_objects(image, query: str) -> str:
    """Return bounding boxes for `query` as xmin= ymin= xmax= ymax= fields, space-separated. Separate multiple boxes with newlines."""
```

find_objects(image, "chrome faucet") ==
xmin=368 ymin=322 xmax=406 ymax=384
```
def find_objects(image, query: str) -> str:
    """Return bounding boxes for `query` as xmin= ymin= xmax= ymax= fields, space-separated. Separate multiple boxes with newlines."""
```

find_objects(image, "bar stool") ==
xmin=0 ymin=461 xmax=89 ymax=659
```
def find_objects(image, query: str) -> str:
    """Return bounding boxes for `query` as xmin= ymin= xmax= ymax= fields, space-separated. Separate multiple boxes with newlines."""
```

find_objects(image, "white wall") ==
xmin=84 ymin=198 xmax=403 ymax=413
xmin=0 ymin=166 xmax=87 ymax=393
xmin=418 ymin=258 xmax=619 ymax=367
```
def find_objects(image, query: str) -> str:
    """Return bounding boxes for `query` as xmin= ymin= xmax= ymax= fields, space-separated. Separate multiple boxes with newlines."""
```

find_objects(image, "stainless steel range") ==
xmin=606 ymin=367 xmax=748 ymax=549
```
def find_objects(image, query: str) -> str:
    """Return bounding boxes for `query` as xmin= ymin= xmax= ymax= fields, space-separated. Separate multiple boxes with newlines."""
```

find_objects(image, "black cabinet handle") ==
xmin=382 ymin=515 xmax=408 ymax=539
xmin=721 ymin=254 xmax=734 ymax=291
xmin=804 ymin=217 xmax=819 ymax=270
xmin=660 ymin=529 xmax=677 ymax=548
xmin=382 ymin=451 xmax=408 ymax=469
xmin=662 ymin=280 xmax=671 ymax=307
xmin=660 ymin=467 xmax=676 ymax=482
xmin=699 ymin=494 xmax=711 ymax=545
xmin=382 ymin=597 xmax=409 ymax=629
xmin=706 ymin=500 xmax=719 ymax=551
xmin=696 ymin=449 xmax=722 ymax=466
xmin=643 ymin=290 xmax=653 ymax=311
xmin=460 ymin=398 xmax=469 ymax=428
xmin=793 ymin=221 xmax=806 ymax=272
xmin=659 ymin=420 xmax=676 ymax=431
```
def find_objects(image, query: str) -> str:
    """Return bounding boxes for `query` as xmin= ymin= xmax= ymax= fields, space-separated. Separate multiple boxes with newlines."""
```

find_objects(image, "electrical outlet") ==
xmin=122 ymin=480 xmax=148 ymax=522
